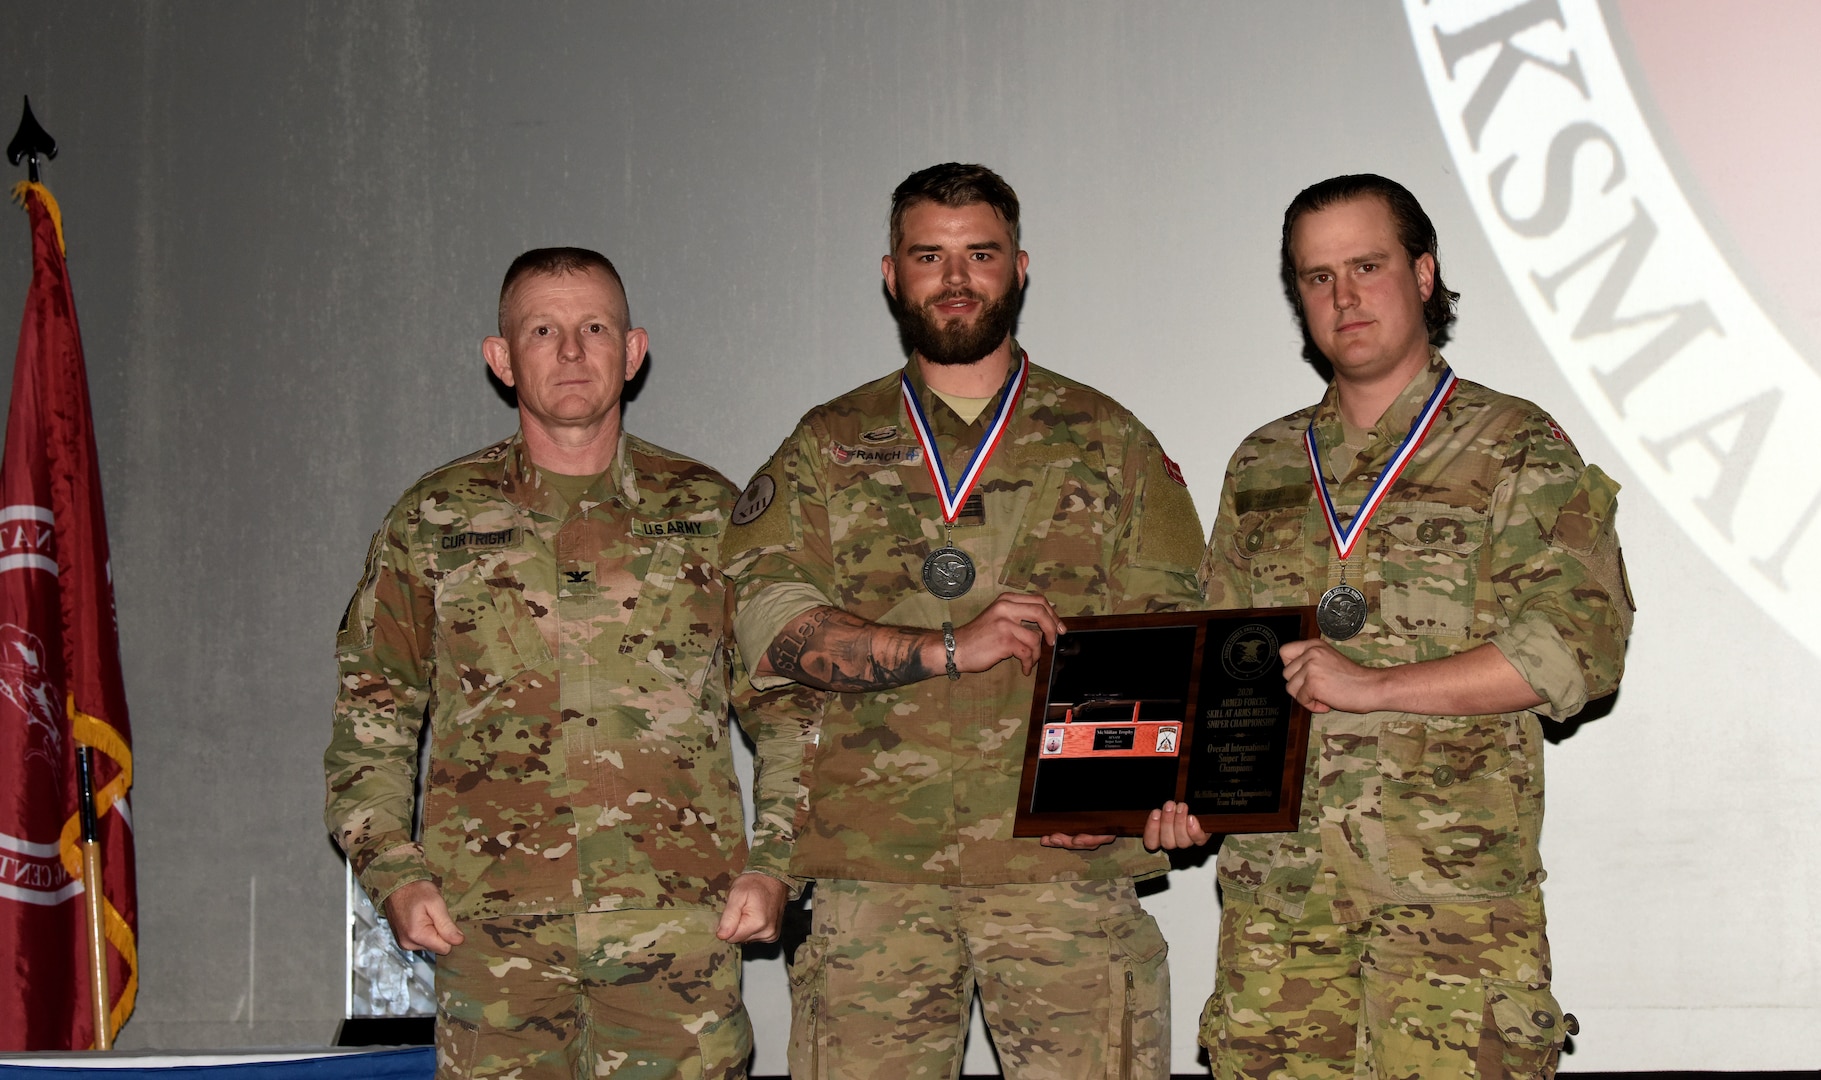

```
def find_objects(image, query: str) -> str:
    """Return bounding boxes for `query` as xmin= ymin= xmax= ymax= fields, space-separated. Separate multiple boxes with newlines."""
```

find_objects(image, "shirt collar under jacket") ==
xmin=901 ymin=340 xmax=1026 ymax=436
xmin=1310 ymin=347 xmax=1450 ymax=484
xmin=498 ymin=428 xmax=639 ymax=518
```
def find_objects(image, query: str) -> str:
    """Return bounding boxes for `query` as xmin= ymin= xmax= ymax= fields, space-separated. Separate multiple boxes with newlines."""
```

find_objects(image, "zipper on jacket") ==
xmin=1122 ymin=968 xmax=1135 ymax=1080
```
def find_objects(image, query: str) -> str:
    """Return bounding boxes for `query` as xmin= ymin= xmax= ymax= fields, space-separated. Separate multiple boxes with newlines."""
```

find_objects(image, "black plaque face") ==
xmin=1184 ymin=612 xmax=1309 ymax=818
xmin=1025 ymin=623 xmax=1196 ymax=816
xmin=1013 ymin=608 xmax=1315 ymax=837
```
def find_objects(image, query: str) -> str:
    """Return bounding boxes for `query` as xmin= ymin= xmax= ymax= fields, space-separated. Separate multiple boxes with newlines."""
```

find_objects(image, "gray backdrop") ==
xmin=1 ymin=1 xmax=1814 ymax=1073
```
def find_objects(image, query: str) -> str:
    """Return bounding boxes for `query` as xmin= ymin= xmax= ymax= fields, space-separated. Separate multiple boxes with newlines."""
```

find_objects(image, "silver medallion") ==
xmin=921 ymin=546 xmax=976 ymax=599
xmin=1316 ymin=584 xmax=1367 ymax=640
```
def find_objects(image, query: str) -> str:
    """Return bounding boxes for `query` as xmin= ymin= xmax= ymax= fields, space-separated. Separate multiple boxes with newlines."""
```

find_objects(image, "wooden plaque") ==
xmin=1012 ymin=607 xmax=1316 ymax=837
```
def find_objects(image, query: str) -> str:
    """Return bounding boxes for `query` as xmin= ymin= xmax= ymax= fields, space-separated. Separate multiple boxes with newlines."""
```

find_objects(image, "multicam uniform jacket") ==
xmin=1202 ymin=351 xmax=1633 ymax=921
xmin=324 ymin=433 xmax=746 ymax=919
xmin=725 ymin=353 xmax=1205 ymax=885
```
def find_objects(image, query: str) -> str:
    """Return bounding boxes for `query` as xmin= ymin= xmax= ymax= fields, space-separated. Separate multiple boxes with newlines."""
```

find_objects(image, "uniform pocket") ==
xmin=619 ymin=539 xmax=725 ymax=703
xmin=692 ymin=1007 xmax=754 ymax=1080
xmin=1376 ymin=502 xmax=1486 ymax=637
xmin=1195 ymin=985 xmax=1225 ymax=1053
xmin=1476 ymin=979 xmax=1568 ymax=1080
xmin=1102 ymin=912 xmax=1169 ymax=1080
xmin=433 ymin=1012 xmax=481 ymax=1080
xmin=1378 ymin=717 xmax=1534 ymax=898
xmin=1229 ymin=509 xmax=1305 ymax=607
xmin=434 ymin=557 xmax=553 ymax=713
xmin=786 ymin=933 xmax=829 ymax=1080
xmin=1231 ymin=509 xmax=1304 ymax=563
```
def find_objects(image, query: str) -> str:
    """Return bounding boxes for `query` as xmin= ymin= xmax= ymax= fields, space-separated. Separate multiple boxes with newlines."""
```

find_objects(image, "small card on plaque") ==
xmin=1012 ymin=607 xmax=1315 ymax=837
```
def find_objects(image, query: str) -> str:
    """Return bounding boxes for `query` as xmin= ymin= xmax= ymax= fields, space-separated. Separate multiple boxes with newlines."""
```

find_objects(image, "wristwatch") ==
xmin=941 ymin=621 xmax=959 ymax=680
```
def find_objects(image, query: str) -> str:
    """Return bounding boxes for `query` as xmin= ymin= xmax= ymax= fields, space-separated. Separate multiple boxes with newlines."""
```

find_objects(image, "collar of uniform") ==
xmin=1311 ymin=347 xmax=1450 ymax=472
xmin=498 ymin=430 xmax=638 ymax=517
xmin=901 ymin=340 xmax=1026 ymax=436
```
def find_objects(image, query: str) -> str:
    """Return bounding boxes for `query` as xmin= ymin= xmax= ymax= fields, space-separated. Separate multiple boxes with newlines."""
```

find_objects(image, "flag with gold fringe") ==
xmin=0 ymin=180 xmax=137 ymax=1049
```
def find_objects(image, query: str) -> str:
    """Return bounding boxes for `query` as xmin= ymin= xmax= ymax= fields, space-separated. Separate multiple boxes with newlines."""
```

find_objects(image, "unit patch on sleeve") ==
xmin=731 ymin=474 xmax=776 ymax=526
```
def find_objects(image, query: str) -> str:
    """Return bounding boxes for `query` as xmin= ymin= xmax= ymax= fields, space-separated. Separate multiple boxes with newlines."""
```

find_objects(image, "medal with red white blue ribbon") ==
xmin=901 ymin=353 xmax=1030 ymax=598
xmin=1304 ymin=366 xmax=1458 ymax=639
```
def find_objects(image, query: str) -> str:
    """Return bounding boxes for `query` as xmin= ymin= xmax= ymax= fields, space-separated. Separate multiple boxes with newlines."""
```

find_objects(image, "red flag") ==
xmin=0 ymin=181 xmax=137 ymax=1049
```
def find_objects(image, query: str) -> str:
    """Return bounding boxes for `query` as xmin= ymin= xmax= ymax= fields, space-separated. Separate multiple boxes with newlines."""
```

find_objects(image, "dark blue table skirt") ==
xmin=0 ymin=1047 xmax=433 ymax=1080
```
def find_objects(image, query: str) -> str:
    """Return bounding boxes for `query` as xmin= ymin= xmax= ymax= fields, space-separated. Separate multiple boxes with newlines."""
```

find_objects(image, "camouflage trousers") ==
xmin=787 ymin=878 xmax=1169 ymax=1080
xmin=1201 ymin=888 xmax=1568 ymax=1079
xmin=434 ymin=908 xmax=752 ymax=1080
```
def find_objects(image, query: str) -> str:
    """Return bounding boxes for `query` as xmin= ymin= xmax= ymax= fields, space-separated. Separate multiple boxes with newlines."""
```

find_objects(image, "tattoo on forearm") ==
xmin=768 ymin=607 xmax=938 ymax=692
xmin=769 ymin=607 xmax=833 ymax=677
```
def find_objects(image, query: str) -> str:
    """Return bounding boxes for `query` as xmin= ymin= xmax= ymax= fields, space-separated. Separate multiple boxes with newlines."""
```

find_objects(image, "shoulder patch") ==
xmin=1160 ymin=450 xmax=1186 ymax=487
xmin=335 ymin=525 xmax=387 ymax=651
xmin=1134 ymin=443 xmax=1205 ymax=571
xmin=1543 ymin=415 xmax=1577 ymax=452
xmin=731 ymin=474 xmax=776 ymax=526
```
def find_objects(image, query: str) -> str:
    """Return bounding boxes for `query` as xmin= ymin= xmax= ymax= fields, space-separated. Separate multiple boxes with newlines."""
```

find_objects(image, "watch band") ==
xmin=941 ymin=621 xmax=959 ymax=680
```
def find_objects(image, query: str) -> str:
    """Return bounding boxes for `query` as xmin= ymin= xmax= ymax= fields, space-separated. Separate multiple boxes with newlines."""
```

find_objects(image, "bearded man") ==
xmin=724 ymin=163 xmax=1205 ymax=1079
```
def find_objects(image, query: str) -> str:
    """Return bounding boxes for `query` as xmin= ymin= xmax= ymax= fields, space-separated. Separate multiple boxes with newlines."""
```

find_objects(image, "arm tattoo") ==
xmin=768 ymin=606 xmax=938 ymax=692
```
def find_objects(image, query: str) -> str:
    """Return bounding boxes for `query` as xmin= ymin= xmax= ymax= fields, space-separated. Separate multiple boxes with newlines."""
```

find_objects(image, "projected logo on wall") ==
xmin=1406 ymin=0 xmax=1821 ymax=659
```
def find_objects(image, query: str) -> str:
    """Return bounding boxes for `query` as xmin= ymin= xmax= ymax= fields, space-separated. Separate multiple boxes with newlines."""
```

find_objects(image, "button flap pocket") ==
xmin=1486 ymin=980 xmax=1566 ymax=1049
xmin=1549 ymin=464 xmax=1620 ymax=555
xmin=1381 ymin=504 xmax=1486 ymax=554
xmin=1378 ymin=718 xmax=1510 ymax=786
xmin=437 ymin=556 xmax=553 ymax=706
xmin=1232 ymin=509 xmax=1303 ymax=560
xmin=1102 ymin=912 xmax=1168 ymax=965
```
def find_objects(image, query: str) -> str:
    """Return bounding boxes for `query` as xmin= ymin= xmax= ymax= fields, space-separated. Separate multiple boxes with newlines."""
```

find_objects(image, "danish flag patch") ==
xmin=1160 ymin=451 xmax=1186 ymax=486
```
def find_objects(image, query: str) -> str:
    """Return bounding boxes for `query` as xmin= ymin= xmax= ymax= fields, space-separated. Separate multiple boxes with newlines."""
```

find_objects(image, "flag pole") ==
xmin=76 ymin=747 xmax=112 ymax=1050
xmin=5 ymin=98 xmax=139 ymax=1050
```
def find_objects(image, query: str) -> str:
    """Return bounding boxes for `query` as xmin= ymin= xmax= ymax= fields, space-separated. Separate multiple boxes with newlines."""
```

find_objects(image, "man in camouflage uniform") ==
xmin=724 ymin=163 xmax=1205 ymax=1079
xmin=325 ymin=248 xmax=786 ymax=1079
xmin=1148 ymin=176 xmax=1634 ymax=1079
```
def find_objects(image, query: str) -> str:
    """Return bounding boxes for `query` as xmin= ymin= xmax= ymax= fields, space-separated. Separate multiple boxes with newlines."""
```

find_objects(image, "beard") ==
xmin=897 ymin=285 xmax=1022 ymax=367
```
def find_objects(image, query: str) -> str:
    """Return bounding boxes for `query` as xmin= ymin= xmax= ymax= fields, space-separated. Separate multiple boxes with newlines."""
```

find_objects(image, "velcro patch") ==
xmin=1235 ymin=485 xmax=1314 ymax=514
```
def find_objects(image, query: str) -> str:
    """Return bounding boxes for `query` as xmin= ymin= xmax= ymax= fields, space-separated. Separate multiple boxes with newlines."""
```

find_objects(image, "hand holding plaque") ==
xmin=1012 ymin=607 xmax=1316 ymax=838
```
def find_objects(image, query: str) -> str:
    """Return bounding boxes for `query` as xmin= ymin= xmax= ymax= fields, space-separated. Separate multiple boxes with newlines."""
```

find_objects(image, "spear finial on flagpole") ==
xmin=6 ymin=97 xmax=57 ymax=183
